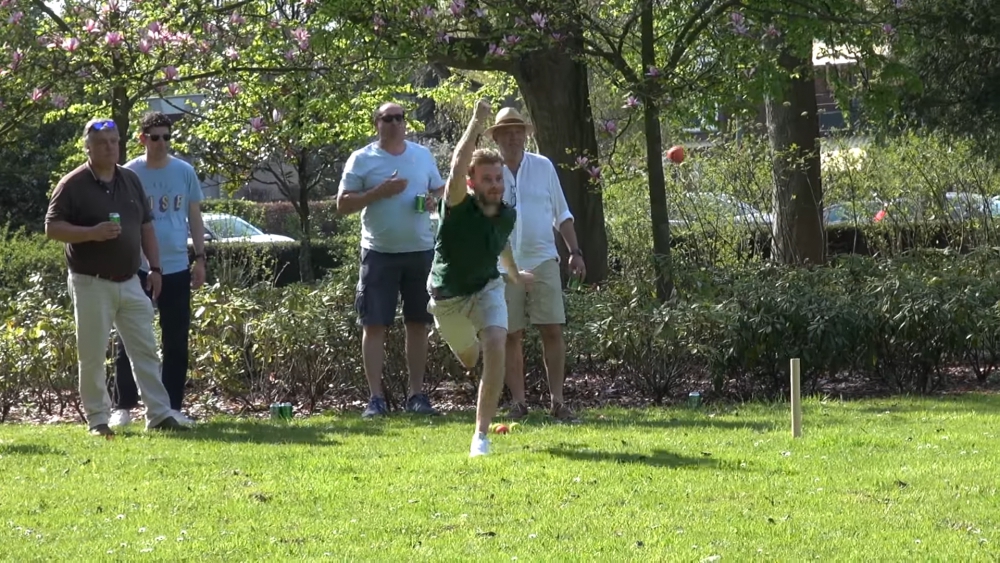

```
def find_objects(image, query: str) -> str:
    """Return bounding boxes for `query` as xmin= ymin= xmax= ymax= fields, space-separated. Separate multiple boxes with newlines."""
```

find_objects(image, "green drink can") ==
xmin=281 ymin=403 xmax=293 ymax=420
xmin=109 ymin=212 xmax=120 ymax=224
xmin=687 ymin=391 xmax=702 ymax=408
xmin=415 ymin=193 xmax=426 ymax=213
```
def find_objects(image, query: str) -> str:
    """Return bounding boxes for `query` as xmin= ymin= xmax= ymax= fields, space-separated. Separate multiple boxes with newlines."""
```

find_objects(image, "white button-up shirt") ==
xmin=499 ymin=151 xmax=574 ymax=272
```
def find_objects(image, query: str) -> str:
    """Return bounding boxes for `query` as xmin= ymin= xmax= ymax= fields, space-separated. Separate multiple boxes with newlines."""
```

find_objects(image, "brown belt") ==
xmin=92 ymin=273 xmax=134 ymax=283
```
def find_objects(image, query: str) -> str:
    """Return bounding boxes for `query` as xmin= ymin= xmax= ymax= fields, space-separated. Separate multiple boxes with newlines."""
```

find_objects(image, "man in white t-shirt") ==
xmin=337 ymin=102 xmax=446 ymax=418
xmin=486 ymin=108 xmax=586 ymax=423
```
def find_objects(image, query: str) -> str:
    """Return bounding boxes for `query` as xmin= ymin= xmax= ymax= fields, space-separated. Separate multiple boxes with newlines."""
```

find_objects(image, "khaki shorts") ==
xmin=428 ymin=277 xmax=507 ymax=355
xmin=505 ymin=258 xmax=566 ymax=333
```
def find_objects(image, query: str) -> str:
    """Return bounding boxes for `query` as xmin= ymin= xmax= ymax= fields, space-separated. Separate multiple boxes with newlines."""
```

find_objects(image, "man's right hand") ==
xmin=474 ymin=98 xmax=492 ymax=123
xmin=375 ymin=170 xmax=408 ymax=200
xmin=90 ymin=221 xmax=121 ymax=241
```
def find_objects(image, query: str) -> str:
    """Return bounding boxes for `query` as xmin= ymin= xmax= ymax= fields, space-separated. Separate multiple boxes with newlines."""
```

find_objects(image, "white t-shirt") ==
xmin=499 ymin=152 xmax=574 ymax=272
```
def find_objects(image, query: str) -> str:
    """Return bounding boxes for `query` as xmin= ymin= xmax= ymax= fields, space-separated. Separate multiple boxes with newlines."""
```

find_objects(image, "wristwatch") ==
xmin=194 ymin=253 xmax=206 ymax=262
xmin=570 ymin=248 xmax=583 ymax=257
xmin=149 ymin=266 xmax=162 ymax=274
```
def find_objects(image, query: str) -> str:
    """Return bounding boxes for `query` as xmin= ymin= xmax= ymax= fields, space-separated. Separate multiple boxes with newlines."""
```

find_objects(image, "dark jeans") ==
xmin=111 ymin=269 xmax=191 ymax=411
xmin=354 ymin=248 xmax=434 ymax=326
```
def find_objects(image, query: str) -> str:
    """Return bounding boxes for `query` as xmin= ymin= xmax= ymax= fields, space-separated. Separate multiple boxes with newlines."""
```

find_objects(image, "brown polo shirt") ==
xmin=45 ymin=163 xmax=153 ymax=279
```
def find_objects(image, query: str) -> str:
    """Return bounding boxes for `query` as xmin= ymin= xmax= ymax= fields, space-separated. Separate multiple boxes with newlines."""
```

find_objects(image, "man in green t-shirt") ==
xmin=428 ymin=99 xmax=533 ymax=457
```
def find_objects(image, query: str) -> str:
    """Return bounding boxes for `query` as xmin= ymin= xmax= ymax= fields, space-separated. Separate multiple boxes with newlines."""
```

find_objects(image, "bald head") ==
xmin=374 ymin=102 xmax=406 ymax=146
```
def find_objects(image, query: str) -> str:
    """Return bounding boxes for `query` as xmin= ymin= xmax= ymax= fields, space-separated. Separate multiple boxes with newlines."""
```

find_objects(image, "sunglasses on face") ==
xmin=379 ymin=114 xmax=405 ymax=123
xmin=85 ymin=119 xmax=116 ymax=134
xmin=146 ymin=133 xmax=171 ymax=142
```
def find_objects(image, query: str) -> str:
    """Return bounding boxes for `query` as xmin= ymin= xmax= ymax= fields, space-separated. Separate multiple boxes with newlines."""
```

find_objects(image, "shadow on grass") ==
xmin=0 ymin=443 xmax=66 ymax=456
xmin=157 ymin=418 xmax=393 ymax=446
xmin=545 ymin=446 xmax=718 ymax=469
xmin=584 ymin=410 xmax=777 ymax=433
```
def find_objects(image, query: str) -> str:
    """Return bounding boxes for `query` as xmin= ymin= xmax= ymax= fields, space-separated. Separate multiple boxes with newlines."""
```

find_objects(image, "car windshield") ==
xmin=206 ymin=216 xmax=263 ymax=238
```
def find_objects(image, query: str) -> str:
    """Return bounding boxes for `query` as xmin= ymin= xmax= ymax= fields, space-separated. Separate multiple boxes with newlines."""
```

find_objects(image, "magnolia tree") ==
xmin=186 ymin=1 xmax=412 ymax=282
xmin=0 ymin=0 xmax=326 ymax=161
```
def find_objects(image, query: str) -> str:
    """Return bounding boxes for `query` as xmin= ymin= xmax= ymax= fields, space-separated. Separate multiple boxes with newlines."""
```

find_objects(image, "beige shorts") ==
xmin=428 ymin=277 xmax=507 ymax=355
xmin=505 ymin=258 xmax=566 ymax=333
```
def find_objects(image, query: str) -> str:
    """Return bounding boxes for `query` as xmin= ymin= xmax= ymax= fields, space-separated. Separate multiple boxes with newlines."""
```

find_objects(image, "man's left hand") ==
xmin=146 ymin=271 xmax=162 ymax=301
xmin=426 ymin=191 xmax=440 ymax=214
xmin=191 ymin=260 xmax=206 ymax=289
xmin=568 ymin=253 xmax=587 ymax=281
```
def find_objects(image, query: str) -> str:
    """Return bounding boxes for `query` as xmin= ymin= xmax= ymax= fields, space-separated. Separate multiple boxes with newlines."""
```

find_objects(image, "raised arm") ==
xmin=445 ymin=98 xmax=493 ymax=206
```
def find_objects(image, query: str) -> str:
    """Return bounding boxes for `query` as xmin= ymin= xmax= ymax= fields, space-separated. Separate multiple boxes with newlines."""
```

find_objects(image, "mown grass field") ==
xmin=1 ymin=395 xmax=998 ymax=561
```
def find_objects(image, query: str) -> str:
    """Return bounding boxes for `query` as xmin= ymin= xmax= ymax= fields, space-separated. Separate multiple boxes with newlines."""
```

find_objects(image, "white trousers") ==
xmin=67 ymin=273 xmax=172 ymax=428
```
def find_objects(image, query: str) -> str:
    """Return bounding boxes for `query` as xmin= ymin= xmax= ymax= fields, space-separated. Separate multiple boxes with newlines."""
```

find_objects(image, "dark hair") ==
xmin=468 ymin=148 xmax=502 ymax=178
xmin=140 ymin=111 xmax=172 ymax=134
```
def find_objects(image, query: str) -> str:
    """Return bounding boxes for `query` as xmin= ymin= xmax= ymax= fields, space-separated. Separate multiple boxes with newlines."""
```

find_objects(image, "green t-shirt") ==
xmin=429 ymin=193 xmax=517 ymax=298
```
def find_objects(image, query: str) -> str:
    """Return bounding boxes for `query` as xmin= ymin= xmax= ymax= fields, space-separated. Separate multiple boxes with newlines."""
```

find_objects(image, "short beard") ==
xmin=474 ymin=191 xmax=500 ymax=214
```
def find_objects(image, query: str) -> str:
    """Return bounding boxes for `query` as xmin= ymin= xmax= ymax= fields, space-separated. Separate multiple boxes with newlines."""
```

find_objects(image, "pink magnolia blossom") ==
xmin=224 ymin=46 xmax=239 ymax=60
xmin=8 ymin=11 xmax=23 ymax=24
xmin=488 ymin=43 xmax=506 ymax=57
xmin=622 ymin=95 xmax=640 ymax=109
xmin=272 ymin=108 xmax=283 ymax=122
xmin=292 ymin=27 xmax=310 ymax=50
xmin=531 ymin=12 xmax=547 ymax=28
xmin=587 ymin=166 xmax=601 ymax=181
xmin=764 ymin=24 xmax=780 ymax=38
xmin=249 ymin=117 xmax=265 ymax=132
xmin=601 ymin=120 xmax=617 ymax=135
xmin=84 ymin=19 xmax=101 ymax=33
xmin=551 ymin=32 xmax=565 ymax=42
xmin=436 ymin=31 xmax=452 ymax=43
xmin=197 ymin=40 xmax=212 ymax=54
xmin=163 ymin=66 xmax=179 ymax=80
xmin=101 ymin=0 xmax=120 ymax=13
xmin=449 ymin=0 xmax=465 ymax=17
xmin=203 ymin=22 xmax=217 ymax=34
xmin=226 ymin=82 xmax=241 ymax=97
xmin=284 ymin=49 xmax=296 ymax=60
xmin=105 ymin=31 xmax=123 ymax=47
xmin=504 ymin=35 xmax=520 ymax=46
xmin=10 ymin=50 xmax=23 ymax=71
xmin=139 ymin=39 xmax=153 ymax=54
xmin=51 ymin=94 xmax=68 ymax=109
xmin=514 ymin=17 xmax=525 ymax=27
xmin=646 ymin=66 xmax=661 ymax=77
xmin=0 ymin=0 xmax=10 ymax=7
xmin=148 ymin=21 xmax=162 ymax=34
xmin=575 ymin=156 xmax=589 ymax=168
xmin=474 ymin=8 xmax=486 ymax=17
xmin=730 ymin=12 xmax=749 ymax=35
xmin=30 ymin=88 xmax=46 ymax=102
xmin=61 ymin=37 xmax=81 ymax=52
xmin=373 ymin=14 xmax=385 ymax=32
xmin=229 ymin=12 xmax=245 ymax=26
xmin=882 ymin=23 xmax=895 ymax=34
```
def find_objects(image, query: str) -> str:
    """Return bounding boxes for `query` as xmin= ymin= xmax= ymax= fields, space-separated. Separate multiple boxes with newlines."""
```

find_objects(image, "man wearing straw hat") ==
xmin=486 ymin=107 xmax=585 ymax=423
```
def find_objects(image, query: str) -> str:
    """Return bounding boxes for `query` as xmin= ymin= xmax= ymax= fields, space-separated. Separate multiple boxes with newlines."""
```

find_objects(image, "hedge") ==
xmin=201 ymin=198 xmax=339 ymax=240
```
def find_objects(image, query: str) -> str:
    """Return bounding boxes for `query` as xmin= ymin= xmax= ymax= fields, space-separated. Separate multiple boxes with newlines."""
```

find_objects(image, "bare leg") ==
xmin=504 ymin=329 xmax=526 ymax=404
xmin=404 ymin=322 xmax=429 ymax=397
xmin=537 ymin=324 xmax=566 ymax=404
xmin=476 ymin=326 xmax=508 ymax=434
xmin=362 ymin=325 xmax=387 ymax=397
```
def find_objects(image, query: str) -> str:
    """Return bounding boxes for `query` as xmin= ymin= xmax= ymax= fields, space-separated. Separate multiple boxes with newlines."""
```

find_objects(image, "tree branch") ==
xmin=430 ymin=37 xmax=514 ymax=73
xmin=29 ymin=0 xmax=73 ymax=34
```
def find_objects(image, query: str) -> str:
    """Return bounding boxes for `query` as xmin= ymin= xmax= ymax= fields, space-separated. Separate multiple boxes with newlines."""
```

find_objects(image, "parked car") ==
xmin=187 ymin=212 xmax=295 ymax=245
xmin=668 ymin=192 xmax=772 ymax=232
xmin=824 ymin=200 xmax=884 ymax=225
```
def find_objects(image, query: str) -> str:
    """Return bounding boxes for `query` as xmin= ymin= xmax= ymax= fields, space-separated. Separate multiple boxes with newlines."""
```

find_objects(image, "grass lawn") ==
xmin=1 ymin=394 xmax=998 ymax=561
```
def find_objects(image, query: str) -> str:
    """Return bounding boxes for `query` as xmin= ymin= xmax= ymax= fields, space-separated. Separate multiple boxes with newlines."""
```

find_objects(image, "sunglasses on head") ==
xmin=146 ymin=133 xmax=171 ymax=141
xmin=379 ymin=113 xmax=405 ymax=123
xmin=85 ymin=119 xmax=116 ymax=134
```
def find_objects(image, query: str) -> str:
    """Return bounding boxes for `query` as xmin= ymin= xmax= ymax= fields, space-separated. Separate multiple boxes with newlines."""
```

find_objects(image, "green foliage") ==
xmin=198 ymin=240 xmax=344 ymax=288
xmin=0 ymin=228 xmax=64 ymax=302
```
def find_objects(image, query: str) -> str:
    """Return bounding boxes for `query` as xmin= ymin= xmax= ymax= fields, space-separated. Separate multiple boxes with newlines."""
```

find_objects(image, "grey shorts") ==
xmin=355 ymin=248 xmax=434 ymax=326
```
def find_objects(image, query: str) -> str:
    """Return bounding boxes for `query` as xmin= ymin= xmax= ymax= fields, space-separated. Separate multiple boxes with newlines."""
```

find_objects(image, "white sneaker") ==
xmin=109 ymin=409 xmax=132 ymax=428
xmin=470 ymin=432 xmax=490 ymax=457
xmin=171 ymin=410 xmax=195 ymax=426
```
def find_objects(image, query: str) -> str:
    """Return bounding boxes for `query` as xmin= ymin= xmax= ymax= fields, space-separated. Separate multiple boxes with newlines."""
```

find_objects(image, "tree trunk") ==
xmin=641 ymin=0 xmax=673 ymax=302
xmin=112 ymin=88 xmax=130 ymax=164
xmin=296 ymin=152 xmax=314 ymax=283
xmin=766 ymin=49 xmax=825 ymax=265
xmin=512 ymin=51 xmax=609 ymax=283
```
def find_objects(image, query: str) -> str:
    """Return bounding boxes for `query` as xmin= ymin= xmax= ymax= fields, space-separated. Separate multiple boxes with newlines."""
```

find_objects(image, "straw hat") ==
xmin=484 ymin=107 xmax=535 ymax=138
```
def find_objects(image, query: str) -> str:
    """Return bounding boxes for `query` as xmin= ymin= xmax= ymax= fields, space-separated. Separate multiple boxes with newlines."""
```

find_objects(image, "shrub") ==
xmin=201 ymin=198 xmax=340 ymax=240
xmin=198 ymin=239 xmax=343 ymax=287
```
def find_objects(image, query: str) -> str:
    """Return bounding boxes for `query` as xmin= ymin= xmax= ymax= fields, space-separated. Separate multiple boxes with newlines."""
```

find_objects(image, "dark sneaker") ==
xmin=405 ymin=393 xmax=439 ymax=415
xmin=362 ymin=396 xmax=389 ymax=419
xmin=89 ymin=424 xmax=114 ymax=437
xmin=149 ymin=416 xmax=190 ymax=432
xmin=550 ymin=403 xmax=580 ymax=423
xmin=504 ymin=402 xmax=530 ymax=421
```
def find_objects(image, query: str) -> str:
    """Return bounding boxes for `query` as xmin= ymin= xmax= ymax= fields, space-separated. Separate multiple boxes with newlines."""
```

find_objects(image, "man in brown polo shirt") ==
xmin=45 ymin=117 xmax=186 ymax=436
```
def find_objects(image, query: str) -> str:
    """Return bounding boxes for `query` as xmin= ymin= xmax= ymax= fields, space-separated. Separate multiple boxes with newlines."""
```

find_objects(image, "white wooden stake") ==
xmin=790 ymin=358 xmax=802 ymax=438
